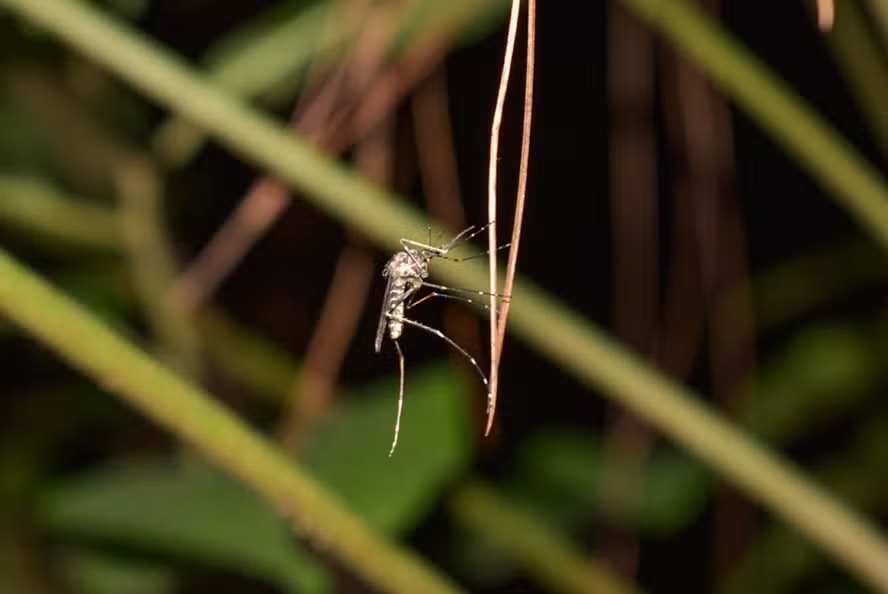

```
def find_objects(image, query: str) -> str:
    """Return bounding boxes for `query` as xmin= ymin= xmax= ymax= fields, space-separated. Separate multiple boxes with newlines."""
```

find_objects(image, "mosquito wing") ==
xmin=374 ymin=271 xmax=396 ymax=353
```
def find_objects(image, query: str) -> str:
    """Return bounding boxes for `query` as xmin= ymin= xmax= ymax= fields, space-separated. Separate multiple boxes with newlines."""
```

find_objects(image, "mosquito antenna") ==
xmin=441 ymin=221 xmax=494 ymax=251
xmin=389 ymin=339 xmax=406 ymax=456
xmin=395 ymin=316 xmax=491 ymax=413
xmin=401 ymin=221 xmax=494 ymax=259
xmin=437 ymin=242 xmax=512 ymax=263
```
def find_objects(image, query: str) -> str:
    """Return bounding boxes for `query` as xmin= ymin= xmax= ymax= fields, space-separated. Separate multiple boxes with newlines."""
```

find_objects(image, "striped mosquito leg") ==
xmin=421 ymin=281 xmax=511 ymax=300
xmin=392 ymin=315 xmax=492 ymax=413
xmin=407 ymin=291 xmax=506 ymax=316
xmin=437 ymin=242 xmax=512 ymax=263
xmin=389 ymin=339 xmax=406 ymax=457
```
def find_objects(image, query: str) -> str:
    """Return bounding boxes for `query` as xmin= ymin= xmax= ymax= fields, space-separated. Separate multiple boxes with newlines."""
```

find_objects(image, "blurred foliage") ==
xmin=39 ymin=364 xmax=467 ymax=593
xmin=509 ymin=432 xmax=710 ymax=536
xmin=737 ymin=322 xmax=883 ymax=444
xmin=0 ymin=0 xmax=887 ymax=593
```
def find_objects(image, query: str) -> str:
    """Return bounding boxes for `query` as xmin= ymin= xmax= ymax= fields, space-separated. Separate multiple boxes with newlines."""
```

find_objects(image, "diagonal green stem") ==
xmin=450 ymin=481 xmax=643 ymax=594
xmin=115 ymin=157 xmax=200 ymax=377
xmin=2 ymin=0 xmax=888 ymax=591
xmin=0 ymin=176 xmax=120 ymax=249
xmin=0 ymin=248 xmax=461 ymax=594
xmin=816 ymin=0 xmax=888 ymax=154
xmin=621 ymin=0 xmax=888 ymax=252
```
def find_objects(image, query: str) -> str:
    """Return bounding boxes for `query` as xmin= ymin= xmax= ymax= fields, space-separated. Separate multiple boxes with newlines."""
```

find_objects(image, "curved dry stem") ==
xmin=816 ymin=0 xmax=835 ymax=31
xmin=171 ymin=19 xmax=445 ymax=312
xmin=276 ymin=246 xmax=375 ymax=452
xmin=485 ymin=0 xmax=522 ymax=434
xmin=489 ymin=0 xmax=535 ymax=435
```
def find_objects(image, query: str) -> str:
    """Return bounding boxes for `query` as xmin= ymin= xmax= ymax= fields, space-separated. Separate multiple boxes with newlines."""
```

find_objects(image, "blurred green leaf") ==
xmin=512 ymin=431 xmax=710 ymax=535
xmin=43 ymin=461 xmax=329 ymax=594
xmin=752 ymin=240 xmax=887 ymax=331
xmin=54 ymin=264 xmax=134 ymax=336
xmin=302 ymin=362 xmax=472 ymax=532
xmin=737 ymin=324 xmax=880 ymax=443
xmin=41 ymin=362 xmax=470 ymax=592
xmin=97 ymin=0 xmax=151 ymax=21
xmin=60 ymin=550 xmax=176 ymax=594
xmin=0 ymin=95 xmax=48 ymax=170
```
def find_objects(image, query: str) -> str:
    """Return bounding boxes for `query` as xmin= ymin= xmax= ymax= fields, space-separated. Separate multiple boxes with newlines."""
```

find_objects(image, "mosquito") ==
xmin=375 ymin=223 xmax=508 ymax=455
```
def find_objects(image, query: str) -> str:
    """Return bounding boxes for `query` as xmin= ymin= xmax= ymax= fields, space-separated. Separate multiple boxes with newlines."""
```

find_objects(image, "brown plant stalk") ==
xmin=486 ymin=0 xmax=535 ymax=435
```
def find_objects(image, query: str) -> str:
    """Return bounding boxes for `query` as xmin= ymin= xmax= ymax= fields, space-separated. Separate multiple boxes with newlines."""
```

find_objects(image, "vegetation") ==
xmin=0 ymin=1 xmax=886 ymax=593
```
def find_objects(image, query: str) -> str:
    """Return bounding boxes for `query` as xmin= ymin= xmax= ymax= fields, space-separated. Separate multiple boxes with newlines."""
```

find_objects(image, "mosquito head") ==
xmin=387 ymin=248 xmax=429 ymax=281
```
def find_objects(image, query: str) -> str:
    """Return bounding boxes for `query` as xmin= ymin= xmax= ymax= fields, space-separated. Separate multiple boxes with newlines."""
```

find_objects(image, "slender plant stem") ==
xmin=0 ymin=175 xmax=120 ymax=249
xmin=817 ymin=0 xmax=888 ymax=154
xmin=151 ymin=2 xmax=339 ymax=167
xmin=153 ymin=0 xmax=510 ymax=168
xmin=866 ymin=0 xmax=888 ymax=46
xmin=490 ymin=0 xmax=535 ymax=435
xmin=815 ymin=0 xmax=835 ymax=31
xmin=485 ymin=0 xmax=522 ymax=433
xmin=450 ymin=481 xmax=644 ymax=594
xmin=3 ymin=0 xmax=888 ymax=590
xmin=621 ymin=0 xmax=888 ymax=253
xmin=115 ymin=156 xmax=200 ymax=377
xmin=0 ymin=247 xmax=462 ymax=594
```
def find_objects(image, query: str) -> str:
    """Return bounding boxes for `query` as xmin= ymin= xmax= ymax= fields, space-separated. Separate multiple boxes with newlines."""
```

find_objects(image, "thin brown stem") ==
xmin=662 ymin=6 xmax=759 ymax=571
xmin=412 ymin=72 xmax=467 ymax=230
xmin=599 ymin=2 xmax=658 ymax=576
xmin=324 ymin=39 xmax=447 ymax=154
xmin=487 ymin=0 xmax=535 ymax=435
xmin=170 ymin=177 xmax=291 ymax=312
xmin=485 ymin=0 xmax=522 ymax=433
xmin=169 ymin=11 xmax=441 ymax=312
xmin=817 ymin=0 xmax=835 ymax=31
xmin=276 ymin=17 xmax=398 ymax=451
xmin=276 ymin=245 xmax=375 ymax=452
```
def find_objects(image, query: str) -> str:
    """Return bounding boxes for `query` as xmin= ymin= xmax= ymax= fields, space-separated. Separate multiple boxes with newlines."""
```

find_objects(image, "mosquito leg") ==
xmin=401 ymin=223 xmax=481 ymax=255
xmin=442 ymin=221 xmax=497 ymax=250
xmin=407 ymin=291 xmax=501 ymax=314
xmin=421 ymin=281 xmax=511 ymax=300
xmin=389 ymin=339 xmax=406 ymax=457
xmin=389 ymin=314 xmax=492 ymax=413
xmin=436 ymin=242 xmax=512 ymax=263
xmin=442 ymin=224 xmax=481 ymax=248
xmin=401 ymin=221 xmax=498 ymax=257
